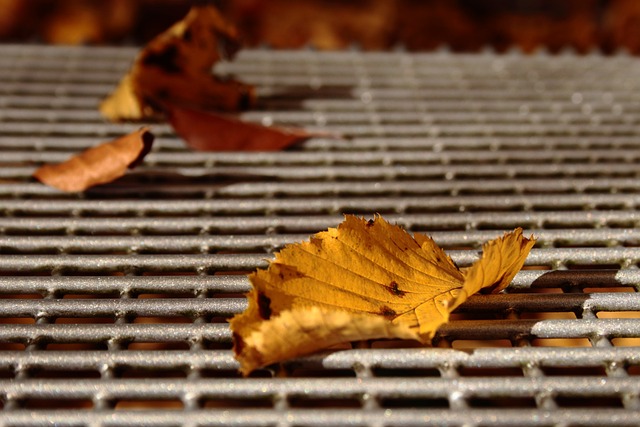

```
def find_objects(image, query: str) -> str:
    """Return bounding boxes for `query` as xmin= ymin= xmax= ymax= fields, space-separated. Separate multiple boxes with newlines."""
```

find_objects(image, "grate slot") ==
xmin=0 ymin=194 xmax=637 ymax=216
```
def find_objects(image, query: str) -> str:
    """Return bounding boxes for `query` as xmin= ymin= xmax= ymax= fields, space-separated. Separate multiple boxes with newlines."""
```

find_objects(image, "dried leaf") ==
xmin=230 ymin=215 xmax=535 ymax=375
xmin=33 ymin=128 xmax=154 ymax=192
xmin=167 ymin=105 xmax=314 ymax=151
xmin=100 ymin=5 xmax=254 ymax=121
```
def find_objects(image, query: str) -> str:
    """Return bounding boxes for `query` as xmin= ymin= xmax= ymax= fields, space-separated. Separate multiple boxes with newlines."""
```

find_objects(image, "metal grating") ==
xmin=0 ymin=44 xmax=640 ymax=426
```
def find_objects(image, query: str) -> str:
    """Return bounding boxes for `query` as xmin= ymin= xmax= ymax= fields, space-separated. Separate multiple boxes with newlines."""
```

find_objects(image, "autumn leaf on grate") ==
xmin=100 ymin=5 xmax=315 ymax=152
xmin=100 ymin=4 xmax=254 ymax=121
xmin=230 ymin=215 xmax=535 ymax=375
xmin=33 ymin=128 xmax=154 ymax=192
xmin=167 ymin=105 xmax=315 ymax=151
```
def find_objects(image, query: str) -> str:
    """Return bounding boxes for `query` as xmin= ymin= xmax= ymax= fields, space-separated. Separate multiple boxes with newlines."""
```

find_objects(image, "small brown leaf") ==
xmin=167 ymin=105 xmax=314 ymax=151
xmin=230 ymin=215 xmax=535 ymax=375
xmin=33 ymin=128 xmax=154 ymax=192
xmin=100 ymin=5 xmax=254 ymax=121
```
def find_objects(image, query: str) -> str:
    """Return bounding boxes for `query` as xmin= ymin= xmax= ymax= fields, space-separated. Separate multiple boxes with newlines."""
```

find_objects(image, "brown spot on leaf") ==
xmin=366 ymin=219 xmax=375 ymax=227
xmin=387 ymin=281 xmax=406 ymax=297
xmin=380 ymin=306 xmax=396 ymax=318
xmin=257 ymin=292 xmax=272 ymax=320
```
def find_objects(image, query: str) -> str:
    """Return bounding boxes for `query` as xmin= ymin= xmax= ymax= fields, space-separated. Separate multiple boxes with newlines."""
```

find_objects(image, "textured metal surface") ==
xmin=0 ymin=44 xmax=640 ymax=426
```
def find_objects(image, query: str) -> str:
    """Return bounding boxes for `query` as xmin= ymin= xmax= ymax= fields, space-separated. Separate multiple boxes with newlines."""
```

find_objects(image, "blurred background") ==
xmin=0 ymin=0 xmax=639 ymax=54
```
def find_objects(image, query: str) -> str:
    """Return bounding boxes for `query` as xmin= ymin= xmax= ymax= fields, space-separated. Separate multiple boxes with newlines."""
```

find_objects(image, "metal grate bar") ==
xmin=0 ymin=210 xmax=637 ymax=235
xmin=0 ymin=247 xmax=639 ymax=274
xmin=0 ymin=270 xmax=640 ymax=295
xmin=2 ymin=164 xmax=639 ymax=182
xmin=0 ymin=275 xmax=250 ymax=294
xmin=6 ymin=146 xmax=640 ymax=162
xmin=0 ymin=194 xmax=636 ymax=216
xmin=2 ymin=228 xmax=640 ymax=254
xmin=0 ymin=318 xmax=636 ymax=343
xmin=0 ymin=346 xmax=638 ymax=371
xmin=0 ymin=410 xmax=638 ymax=427
xmin=0 ymin=293 xmax=638 ymax=319
xmin=0 ymin=268 xmax=637 ymax=295
xmin=2 ymin=376 xmax=639 ymax=398
xmin=3 ymin=135 xmax=640 ymax=152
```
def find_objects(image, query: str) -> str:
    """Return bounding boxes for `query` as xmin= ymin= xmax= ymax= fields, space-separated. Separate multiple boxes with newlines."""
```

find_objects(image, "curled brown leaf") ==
xmin=33 ymin=128 xmax=154 ymax=192
xmin=167 ymin=105 xmax=314 ymax=151
xmin=100 ymin=5 xmax=254 ymax=121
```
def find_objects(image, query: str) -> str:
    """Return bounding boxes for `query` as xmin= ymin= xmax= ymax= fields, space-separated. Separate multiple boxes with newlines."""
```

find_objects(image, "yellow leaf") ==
xmin=99 ymin=75 xmax=149 ymax=121
xmin=230 ymin=215 xmax=536 ymax=375
xmin=234 ymin=303 xmax=418 ymax=375
xmin=100 ymin=5 xmax=254 ymax=121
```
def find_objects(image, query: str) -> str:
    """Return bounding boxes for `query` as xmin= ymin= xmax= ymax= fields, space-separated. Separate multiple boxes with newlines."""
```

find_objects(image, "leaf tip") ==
xmin=461 ymin=227 xmax=537 ymax=298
